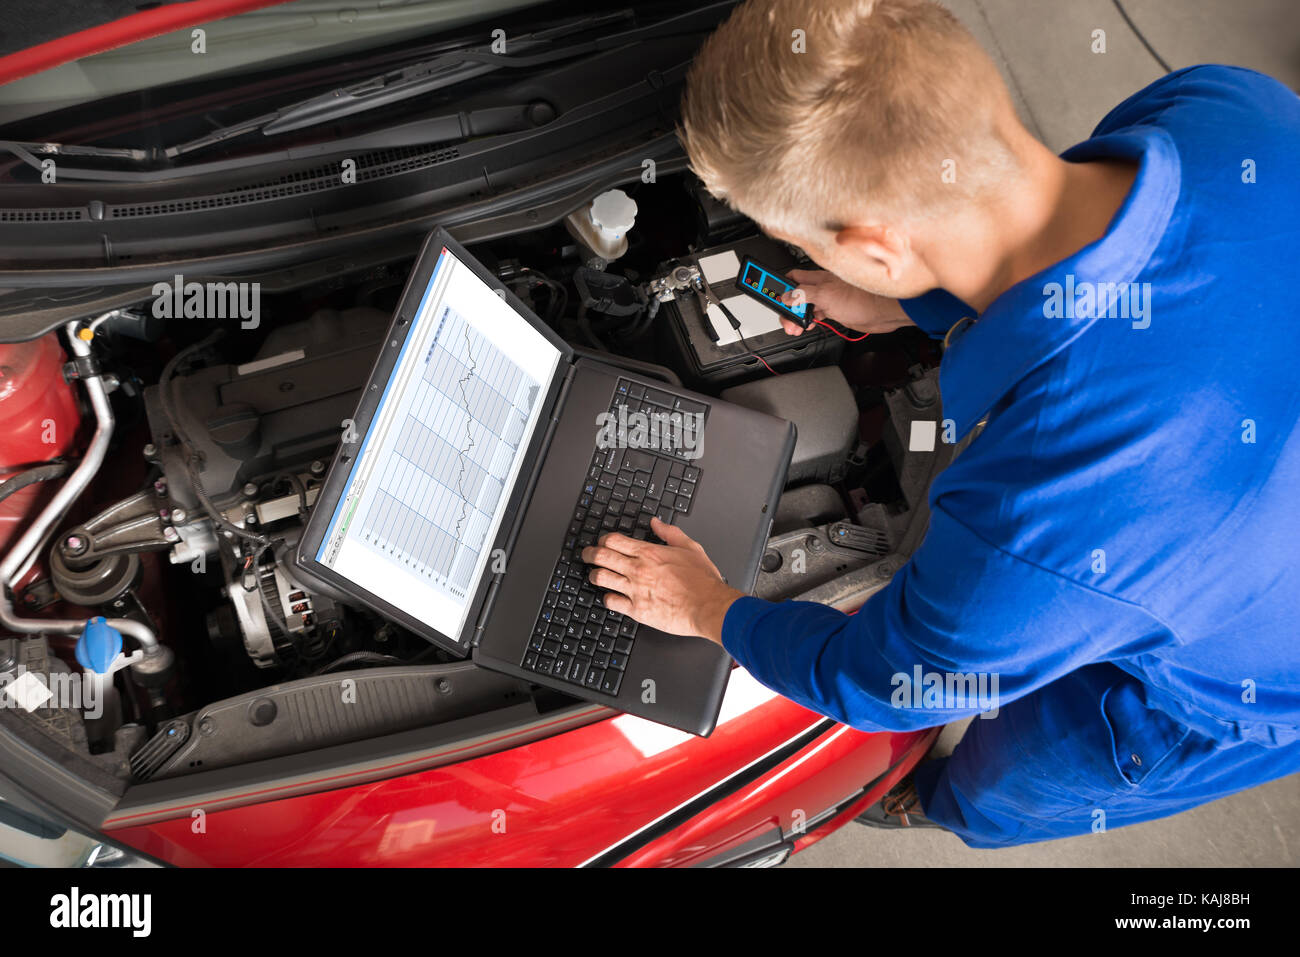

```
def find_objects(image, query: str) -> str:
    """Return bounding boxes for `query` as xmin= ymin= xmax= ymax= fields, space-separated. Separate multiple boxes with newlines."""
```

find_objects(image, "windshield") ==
xmin=0 ymin=0 xmax=552 ymax=124
xmin=0 ymin=0 xmax=717 ymax=276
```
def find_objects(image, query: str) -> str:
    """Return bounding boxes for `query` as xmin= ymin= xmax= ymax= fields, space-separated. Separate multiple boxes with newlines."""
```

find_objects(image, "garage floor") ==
xmin=793 ymin=0 xmax=1299 ymax=868
xmin=791 ymin=718 xmax=1299 ymax=866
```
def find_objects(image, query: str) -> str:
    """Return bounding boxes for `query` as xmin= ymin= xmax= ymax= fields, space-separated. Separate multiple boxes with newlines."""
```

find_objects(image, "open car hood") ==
xmin=0 ymin=0 xmax=293 ymax=85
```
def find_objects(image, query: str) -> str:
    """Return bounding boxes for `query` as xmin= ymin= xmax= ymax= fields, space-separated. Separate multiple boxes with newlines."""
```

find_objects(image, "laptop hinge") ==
xmin=472 ymin=573 xmax=505 ymax=648
xmin=471 ymin=358 xmax=579 ymax=647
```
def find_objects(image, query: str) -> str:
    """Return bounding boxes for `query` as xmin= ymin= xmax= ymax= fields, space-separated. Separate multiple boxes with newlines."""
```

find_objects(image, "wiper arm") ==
xmin=0 ymin=102 xmax=554 ymax=183
xmin=174 ymin=43 xmax=540 ymax=156
xmin=172 ymin=9 xmax=638 ymax=156
xmin=0 ymin=3 xmax=733 ymax=179
xmin=253 ymin=42 xmax=582 ymax=138
xmin=0 ymin=16 xmax=613 ymax=176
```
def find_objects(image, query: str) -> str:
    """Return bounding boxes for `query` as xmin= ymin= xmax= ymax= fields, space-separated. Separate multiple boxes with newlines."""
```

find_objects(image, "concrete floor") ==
xmin=791 ymin=0 xmax=1300 ymax=868
xmin=944 ymin=0 xmax=1300 ymax=153
xmin=790 ymin=718 xmax=1299 ymax=867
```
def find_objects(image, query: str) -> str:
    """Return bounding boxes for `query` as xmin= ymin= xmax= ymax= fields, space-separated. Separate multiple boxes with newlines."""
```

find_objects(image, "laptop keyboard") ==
xmin=520 ymin=377 xmax=708 ymax=696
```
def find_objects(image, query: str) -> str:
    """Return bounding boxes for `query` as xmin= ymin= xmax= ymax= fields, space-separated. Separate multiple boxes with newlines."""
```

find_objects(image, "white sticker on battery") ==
xmin=706 ymin=295 xmax=783 ymax=345
xmin=698 ymin=250 xmax=742 ymax=284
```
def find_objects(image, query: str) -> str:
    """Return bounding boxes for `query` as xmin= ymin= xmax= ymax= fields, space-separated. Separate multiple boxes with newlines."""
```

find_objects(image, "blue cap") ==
xmin=75 ymin=617 xmax=123 ymax=674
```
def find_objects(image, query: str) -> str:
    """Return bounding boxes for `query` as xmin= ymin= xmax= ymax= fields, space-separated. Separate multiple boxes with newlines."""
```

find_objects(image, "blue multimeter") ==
xmin=735 ymin=256 xmax=812 ymax=328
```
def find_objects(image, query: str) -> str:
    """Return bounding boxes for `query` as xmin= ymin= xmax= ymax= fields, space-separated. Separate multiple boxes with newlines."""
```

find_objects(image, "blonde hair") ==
xmin=679 ymin=0 xmax=1020 ymax=237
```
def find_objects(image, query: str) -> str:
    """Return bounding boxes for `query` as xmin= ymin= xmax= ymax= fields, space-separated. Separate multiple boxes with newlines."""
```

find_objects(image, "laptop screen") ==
xmin=314 ymin=244 xmax=564 ymax=641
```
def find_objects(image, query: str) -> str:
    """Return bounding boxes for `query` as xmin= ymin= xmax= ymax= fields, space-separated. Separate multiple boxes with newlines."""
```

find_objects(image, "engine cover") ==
xmin=142 ymin=307 xmax=388 ymax=510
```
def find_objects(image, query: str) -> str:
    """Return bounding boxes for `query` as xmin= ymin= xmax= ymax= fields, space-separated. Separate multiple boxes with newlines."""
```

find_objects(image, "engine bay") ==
xmin=0 ymin=171 xmax=951 ymax=785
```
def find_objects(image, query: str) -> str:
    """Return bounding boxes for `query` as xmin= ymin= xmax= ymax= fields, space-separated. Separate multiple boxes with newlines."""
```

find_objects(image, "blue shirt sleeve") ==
xmin=721 ymin=503 xmax=1174 ymax=731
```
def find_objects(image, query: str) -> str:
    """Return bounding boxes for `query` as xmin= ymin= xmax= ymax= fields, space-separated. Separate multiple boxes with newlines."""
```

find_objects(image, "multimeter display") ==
xmin=736 ymin=258 xmax=811 ymax=327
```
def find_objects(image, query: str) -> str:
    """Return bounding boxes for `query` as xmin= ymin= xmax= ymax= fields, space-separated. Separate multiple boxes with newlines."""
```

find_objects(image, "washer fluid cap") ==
xmin=76 ymin=616 xmax=123 ymax=674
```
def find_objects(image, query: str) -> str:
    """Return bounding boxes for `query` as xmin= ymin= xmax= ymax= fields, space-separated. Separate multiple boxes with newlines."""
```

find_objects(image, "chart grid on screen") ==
xmin=355 ymin=301 xmax=540 ymax=597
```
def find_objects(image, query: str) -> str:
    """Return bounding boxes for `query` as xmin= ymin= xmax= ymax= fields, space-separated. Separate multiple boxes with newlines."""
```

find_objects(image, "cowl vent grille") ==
xmin=0 ymin=207 xmax=85 ymax=222
xmin=0 ymin=144 xmax=461 ymax=224
xmin=108 ymin=144 xmax=460 ymax=219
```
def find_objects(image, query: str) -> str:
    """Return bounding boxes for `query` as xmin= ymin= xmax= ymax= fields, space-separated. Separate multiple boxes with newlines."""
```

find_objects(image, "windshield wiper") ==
xmin=0 ymin=102 xmax=554 ymax=184
xmin=255 ymin=18 xmax=643 ymax=137
xmin=0 ymin=3 xmax=733 ymax=181
xmin=172 ymin=10 xmax=640 ymax=156
xmin=0 ymin=9 xmax=637 ymax=174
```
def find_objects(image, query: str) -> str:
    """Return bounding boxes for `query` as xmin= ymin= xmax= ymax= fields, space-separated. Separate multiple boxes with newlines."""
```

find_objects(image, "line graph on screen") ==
xmin=356 ymin=302 xmax=539 ymax=597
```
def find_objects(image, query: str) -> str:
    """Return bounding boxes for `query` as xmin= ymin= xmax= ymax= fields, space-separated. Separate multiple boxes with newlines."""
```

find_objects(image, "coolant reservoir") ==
xmin=564 ymin=188 xmax=638 ymax=266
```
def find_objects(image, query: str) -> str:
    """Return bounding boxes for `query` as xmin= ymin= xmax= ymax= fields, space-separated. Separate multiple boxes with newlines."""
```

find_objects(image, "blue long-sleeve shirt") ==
xmin=721 ymin=65 xmax=1300 ymax=748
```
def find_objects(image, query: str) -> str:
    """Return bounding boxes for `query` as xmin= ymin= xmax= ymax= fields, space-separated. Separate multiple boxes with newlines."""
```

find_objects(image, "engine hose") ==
xmin=577 ymin=302 xmax=608 ymax=351
xmin=622 ymin=301 xmax=656 ymax=340
xmin=0 ymin=319 xmax=163 ymax=657
xmin=189 ymin=458 xmax=269 ymax=549
xmin=0 ymin=462 xmax=69 ymax=505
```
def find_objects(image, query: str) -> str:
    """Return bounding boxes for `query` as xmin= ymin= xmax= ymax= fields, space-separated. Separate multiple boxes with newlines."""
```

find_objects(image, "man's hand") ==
xmin=778 ymin=269 xmax=914 ymax=337
xmin=580 ymin=516 xmax=743 ymax=645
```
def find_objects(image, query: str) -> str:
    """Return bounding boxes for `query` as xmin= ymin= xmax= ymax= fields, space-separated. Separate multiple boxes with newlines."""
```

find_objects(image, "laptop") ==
xmin=296 ymin=227 xmax=796 ymax=735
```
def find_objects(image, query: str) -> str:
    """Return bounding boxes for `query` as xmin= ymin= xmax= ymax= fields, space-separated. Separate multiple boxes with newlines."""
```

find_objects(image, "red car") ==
xmin=0 ymin=0 xmax=943 ymax=867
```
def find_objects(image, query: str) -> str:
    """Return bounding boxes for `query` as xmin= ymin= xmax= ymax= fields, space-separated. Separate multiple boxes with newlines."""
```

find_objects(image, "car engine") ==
xmin=141 ymin=306 xmax=389 ymax=670
xmin=0 ymin=173 xmax=949 ymax=781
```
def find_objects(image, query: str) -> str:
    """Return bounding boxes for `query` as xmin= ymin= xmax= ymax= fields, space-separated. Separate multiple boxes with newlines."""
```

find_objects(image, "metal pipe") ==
xmin=0 ymin=318 xmax=160 ymax=654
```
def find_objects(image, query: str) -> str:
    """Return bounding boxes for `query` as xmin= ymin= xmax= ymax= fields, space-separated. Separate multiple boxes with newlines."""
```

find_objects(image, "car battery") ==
xmin=654 ymin=235 xmax=843 ymax=391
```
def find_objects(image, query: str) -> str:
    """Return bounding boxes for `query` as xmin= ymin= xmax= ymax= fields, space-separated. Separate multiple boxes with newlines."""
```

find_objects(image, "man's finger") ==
xmin=644 ymin=520 xmax=707 ymax=556
xmin=651 ymin=517 xmax=720 ymax=576
xmin=602 ymin=591 xmax=634 ymax=617
xmin=650 ymin=516 xmax=697 ymax=549
xmin=587 ymin=566 xmax=631 ymax=593
xmin=596 ymin=531 xmax=646 ymax=557
xmin=580 ymin=544 xmax=637 ymax=576
xmin=781 ymin=318 xmax=804 ymax=336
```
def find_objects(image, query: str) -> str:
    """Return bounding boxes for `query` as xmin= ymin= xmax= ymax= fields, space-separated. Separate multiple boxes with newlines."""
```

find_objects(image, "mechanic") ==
xmin=581 ymin=0 xmax=1300 ymax=847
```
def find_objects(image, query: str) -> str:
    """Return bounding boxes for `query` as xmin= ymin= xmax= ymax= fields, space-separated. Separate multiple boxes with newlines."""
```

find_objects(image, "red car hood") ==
xmin=0 ymin=0 xmax=294 ymax=85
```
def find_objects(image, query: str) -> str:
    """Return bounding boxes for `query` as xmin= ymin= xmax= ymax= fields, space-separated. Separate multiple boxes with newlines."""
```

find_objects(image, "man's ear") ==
xmin=835 ymin=224 xmax=909 ymax=281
